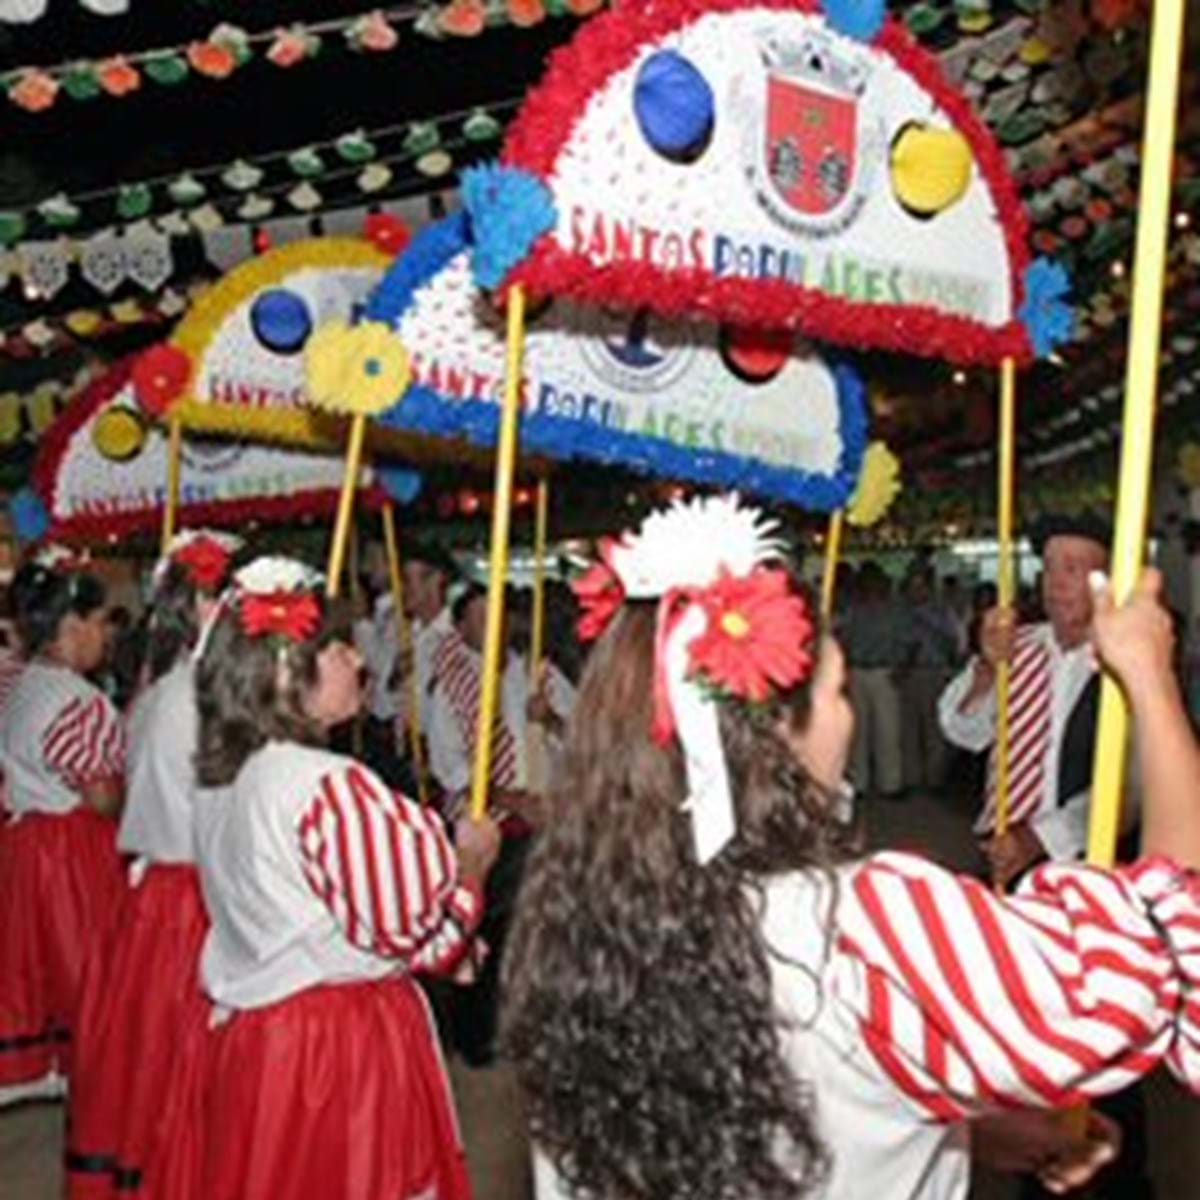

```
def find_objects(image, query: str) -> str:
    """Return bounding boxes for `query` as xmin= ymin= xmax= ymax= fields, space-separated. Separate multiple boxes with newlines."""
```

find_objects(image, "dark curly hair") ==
xmin=194 ymin=593 xmax=353 ymax=788
xmin=502 ymin=601 xmax=852 ymax=1200
xmin=11 ymin=560 xmax=107 ymax=655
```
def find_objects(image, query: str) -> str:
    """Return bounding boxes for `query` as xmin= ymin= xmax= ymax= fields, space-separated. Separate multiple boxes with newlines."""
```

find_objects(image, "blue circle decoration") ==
xmin=250 ymin=289 xmax=313 ymax=355
xmin=634 ymin=51 xmax=715 ymax=162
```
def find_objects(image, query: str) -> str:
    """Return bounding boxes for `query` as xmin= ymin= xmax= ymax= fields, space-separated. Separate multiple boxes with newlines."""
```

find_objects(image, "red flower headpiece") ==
xmin=573 ymin=536 xmax=626 ymax=642
xmin=173 ymin=535 xmax=234 ymax=592
xmin=240 ymin=591 xmax=322 ymax=643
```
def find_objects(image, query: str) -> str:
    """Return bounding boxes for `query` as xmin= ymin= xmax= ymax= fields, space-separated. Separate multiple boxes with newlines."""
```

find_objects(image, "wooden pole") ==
xmin=1087 ymin=0 xmax=1187 ymax=867
xmin=325 ymin=413 xmax=366 ymax=599
xmin=993 ymin=357 xmax=1017 ymax=842
xmin=382 ymin=501 xmax=429 ymax=807
xmin=530 ymin=478 xmax=550 ymax=689
xmin=160 ymin=413 xmax=183 ymax=554
xmin=469 ymin=285 xmax=527 ymax=821
xmin=820 ymin=509 xmax=844 ymax=622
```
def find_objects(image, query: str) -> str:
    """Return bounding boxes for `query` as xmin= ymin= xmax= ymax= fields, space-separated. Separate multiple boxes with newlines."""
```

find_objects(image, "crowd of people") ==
xmin=0 ymin=496 xmax=1197 ymax=1200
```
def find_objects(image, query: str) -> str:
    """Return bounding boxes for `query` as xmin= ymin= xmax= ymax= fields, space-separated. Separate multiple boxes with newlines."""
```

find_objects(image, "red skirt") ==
xmin=0 ymin=808 xmax=122 ymax=1087
xmin=145 ymin=977 xmax=472 ymax=1200
xmin=66 ymin=864 xmax=208 ymax=1200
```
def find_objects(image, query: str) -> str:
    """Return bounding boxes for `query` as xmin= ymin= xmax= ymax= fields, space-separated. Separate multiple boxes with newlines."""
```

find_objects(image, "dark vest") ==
xmin=1057 ymin=672 xmax=1140 ymax=859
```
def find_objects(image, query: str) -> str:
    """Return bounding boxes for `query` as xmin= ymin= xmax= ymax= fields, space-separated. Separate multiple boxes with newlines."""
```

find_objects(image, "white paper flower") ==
xmin=609 ymin=494 xmax=783 ymax=599
xmin=234 ymin=555 xmax=321 ymax=596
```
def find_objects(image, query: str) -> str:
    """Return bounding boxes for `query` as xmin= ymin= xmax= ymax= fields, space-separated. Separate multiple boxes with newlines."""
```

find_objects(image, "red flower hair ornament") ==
xmin=571 ymin=495 xmax=818 ymax=865
xmin=232 ymin=556 xmax=325 ymax=644
xmin=158 ymin=529 xmax=242 ymax=593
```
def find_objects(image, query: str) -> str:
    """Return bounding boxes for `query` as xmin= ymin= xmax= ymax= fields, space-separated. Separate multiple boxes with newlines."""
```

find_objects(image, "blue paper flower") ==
xmin=377 ymin=466 xmax=423 ymax=505
xmin=824 ymin=0 xmax=887 ymax=42
xmin=9 ymin=487 xmax=50 ymax=544
xmin=461 ymin=163 xmax=556 ymax=290
xmin=1020 ymin=257 xmax=1076 ymax=360
xmin=634 ymin=51 xmax=715 ymax=161
xmin=251 ymin=288 xmax=313 ymax=355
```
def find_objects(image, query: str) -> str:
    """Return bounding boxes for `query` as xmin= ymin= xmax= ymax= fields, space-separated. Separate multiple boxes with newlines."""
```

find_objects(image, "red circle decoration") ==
xmin=131 ymin=344 xmax=192 ymax=418
xmin=719 ymin=325 xmax=794 ymax=383
xmin=364 ymin=213 xmax=412 ymax=257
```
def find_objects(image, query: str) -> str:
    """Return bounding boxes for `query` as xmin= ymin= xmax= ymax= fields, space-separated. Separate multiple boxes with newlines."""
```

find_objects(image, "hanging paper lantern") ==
xmin=93 ymin=405 xmax=146 ymax=461
xmin=634 ymin=51 xmax=715 ymax=163
xmin=890 ymin=125 xmax=974 ymax=217
xmin=250 ymin=289 xmax=313 ymax=355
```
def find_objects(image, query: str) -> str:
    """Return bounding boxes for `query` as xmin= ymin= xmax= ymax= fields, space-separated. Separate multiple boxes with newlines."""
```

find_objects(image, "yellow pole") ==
xmin=993 ymin=357 xmax=1017 ymax=842
xmin=326 ymin=413 xmax=367 ymax=599
xmin=530 ymin=478 xmax=550 ymax=690
xmin=1087 ymin=0 xmax=1186 ymax=867
xmin=160 ymin=413 xmax=183 ymax=554
xmin=820 ymin=509 xmax=844 ymax=621
xmin=382 ymin=501 xmax=429 ymax=807
xmin=469 ymin=285 xmax=527 ymax=821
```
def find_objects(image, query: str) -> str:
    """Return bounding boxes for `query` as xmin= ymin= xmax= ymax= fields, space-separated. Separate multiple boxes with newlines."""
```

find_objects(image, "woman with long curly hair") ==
xmin=503 ymin=495 xmax=1200 ymax=1200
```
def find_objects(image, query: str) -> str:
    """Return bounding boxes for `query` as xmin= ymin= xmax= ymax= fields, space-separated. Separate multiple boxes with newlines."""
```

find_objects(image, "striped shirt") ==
xmin=760 ymin=851 xmax=1200 ymax=1199
xmin=0 ymin=660 xmax=125 ymax=815
xmin=198 ymin=742 xmax=482 ymax=1010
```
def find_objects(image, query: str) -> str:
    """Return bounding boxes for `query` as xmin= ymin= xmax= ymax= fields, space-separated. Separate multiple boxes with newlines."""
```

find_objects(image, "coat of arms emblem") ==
xmin=747 ymin=31 xmax=878 ymax=235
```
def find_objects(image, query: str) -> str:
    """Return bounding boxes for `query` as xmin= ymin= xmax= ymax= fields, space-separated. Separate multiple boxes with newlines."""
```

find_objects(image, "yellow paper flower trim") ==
xmin=305 ymin=320 xmax=411 ymax=417
xmin=1177 ymin=443 xmax=1200 ymax=490
xmin=847 ymin=442 xmax=902 ymax=528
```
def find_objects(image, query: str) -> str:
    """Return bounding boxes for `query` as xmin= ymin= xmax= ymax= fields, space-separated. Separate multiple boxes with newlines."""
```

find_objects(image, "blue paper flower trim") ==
xmin=823 ymin=0 xmax=887 ymax=42
xmin=367 ymin=214 xmax=869 ymax=511
xmin=461 ymin=163 xmax=557 ymax=290
xmin=377 ymin=466 xmax=423 ymax=505
xmin=10 ymin=486 xmax=50 ymax=544
xmin=1020 ymin=257 xmax=1075 ymax=360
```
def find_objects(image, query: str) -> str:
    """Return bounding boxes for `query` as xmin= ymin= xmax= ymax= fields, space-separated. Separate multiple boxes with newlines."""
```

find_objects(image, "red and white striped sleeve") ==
xmin=296 ymin=762 xmax=484 ymax=976
xmin=831 ymin=851 xmax=1200 ymax=1122
xmin=41 ymin=692 xmax=126 ymax=792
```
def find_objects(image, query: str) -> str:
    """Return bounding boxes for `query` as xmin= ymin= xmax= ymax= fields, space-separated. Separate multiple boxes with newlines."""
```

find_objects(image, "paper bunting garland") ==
xmin=1 ymin=3 xmax=605 ymax=114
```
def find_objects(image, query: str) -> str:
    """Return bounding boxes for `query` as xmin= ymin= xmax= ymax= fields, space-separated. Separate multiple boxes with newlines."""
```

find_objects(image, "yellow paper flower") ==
xmin=93 ymin=406 xmax=146 ymax=461
xmin=1176 ymin=443 xmax=1200 ymax=490
xmin=847 ymin=442 xmax=902 ymax=528
xmin=0 ymin=393 xmax=21 ymax=445
xmin=305 ymin=320 xmax=411 ymax=417
xmin=890 ymin=125 xmax=974 ymax=217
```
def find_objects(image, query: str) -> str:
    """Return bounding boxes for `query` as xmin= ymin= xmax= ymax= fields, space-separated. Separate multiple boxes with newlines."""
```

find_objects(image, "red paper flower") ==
xmin=240 ymin=591 xmax=322 ymax=642
xmin=174 ymin=537 xmax=232 ymax=592
xmin=10 ymin=70 xmax=59 ymax=114
xmin=440 ymin=0 xmax=486 ymax=36
xmin=187 ymin=41 xmax=237 ymax=79
xmin=508 ymin=0 xmax=547 ymax=27
xmin=356 ymin=11 xmax=399 ymax=51
xmin=364 ymin=212 xmax=412 ymax=256
xmin=97 ymin=56 xmax=141 ymax=97
xmin=689 ymin=569 xmax=815 ymax=703
xmin=267 ymin=30 xmax=310 ymax=69
xmin=132 ymin=344 xmax=191 ymax=417
xmin=573 ymin=538 xmax=625 ymax=641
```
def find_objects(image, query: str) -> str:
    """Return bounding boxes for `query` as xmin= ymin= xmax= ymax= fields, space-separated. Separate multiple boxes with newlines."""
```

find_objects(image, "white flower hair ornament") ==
xmin=33 ymin=542 xmax=88 ymax=572
xmin=195 ymin=555 xmax=325 ymax=663
xmin=573 ymin=495 xmax=817 ymax=864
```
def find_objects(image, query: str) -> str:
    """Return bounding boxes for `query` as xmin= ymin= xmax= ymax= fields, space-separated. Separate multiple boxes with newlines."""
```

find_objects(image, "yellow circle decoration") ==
xmin=890 ymin=124 xmax=974 ymax=217
xmin=305 ymin=320 xmax=412 ymax=417
xmin=93 ymin=405 xmax=147 ymax=461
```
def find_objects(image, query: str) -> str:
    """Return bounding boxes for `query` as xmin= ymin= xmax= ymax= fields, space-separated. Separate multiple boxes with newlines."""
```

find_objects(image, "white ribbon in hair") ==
xmin=663 ymin=603 xmax=736 ymax=865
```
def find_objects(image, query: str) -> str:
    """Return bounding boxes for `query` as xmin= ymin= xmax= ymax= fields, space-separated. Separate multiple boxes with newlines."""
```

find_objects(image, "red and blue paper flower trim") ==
xmin=366 ymin=213 xmax=868 ymax=511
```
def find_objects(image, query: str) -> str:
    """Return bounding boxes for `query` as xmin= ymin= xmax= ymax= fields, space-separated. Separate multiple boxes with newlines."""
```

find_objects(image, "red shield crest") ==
xmin=765 ymin=72 xmax=857 ymax=217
